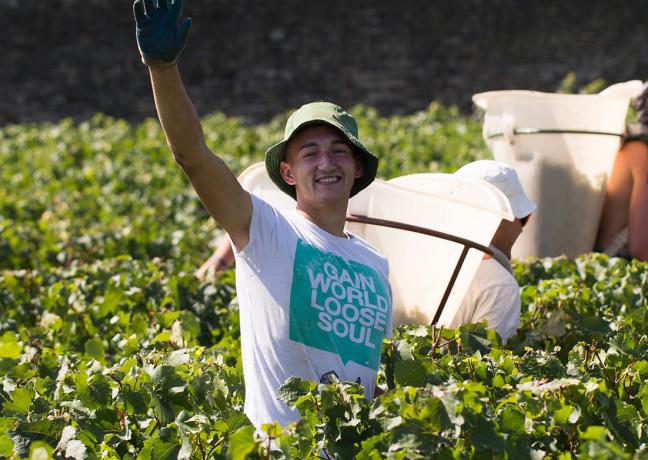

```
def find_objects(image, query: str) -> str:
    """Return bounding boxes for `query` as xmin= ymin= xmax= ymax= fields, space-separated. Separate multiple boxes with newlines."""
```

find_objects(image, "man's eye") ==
xmin=303 ymin=151 xmax=317 ymax=158
xmin=334 ymin=148 xmax=350 ymax=155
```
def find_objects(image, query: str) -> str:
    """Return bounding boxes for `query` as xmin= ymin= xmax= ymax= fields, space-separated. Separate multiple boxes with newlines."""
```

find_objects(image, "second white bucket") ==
xmin=472 ymin=80 xmax=642 ymax=258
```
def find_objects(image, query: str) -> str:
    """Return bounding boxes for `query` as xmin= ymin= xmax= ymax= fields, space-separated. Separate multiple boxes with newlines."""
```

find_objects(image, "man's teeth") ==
xmin=317 ymin=177 xmax=339 ymax=183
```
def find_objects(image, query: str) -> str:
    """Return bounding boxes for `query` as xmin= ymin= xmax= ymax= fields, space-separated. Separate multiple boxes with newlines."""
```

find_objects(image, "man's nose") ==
xmin=318 ymin=150 xmax=335 ymax=169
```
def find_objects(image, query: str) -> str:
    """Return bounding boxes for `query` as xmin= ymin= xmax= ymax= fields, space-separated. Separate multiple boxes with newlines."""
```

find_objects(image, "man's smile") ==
xmin=316 ymin=176 xmax=342 ymax=184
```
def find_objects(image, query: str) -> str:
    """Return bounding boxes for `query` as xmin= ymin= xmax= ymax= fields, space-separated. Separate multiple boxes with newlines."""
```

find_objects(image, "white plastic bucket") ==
xmin=472 ymin=80 xmax=642 ymax=258
xmin=350 ymin=174 xmax=512 ymax=326
xmin=237 ymin=163 xmax=296 ymax=211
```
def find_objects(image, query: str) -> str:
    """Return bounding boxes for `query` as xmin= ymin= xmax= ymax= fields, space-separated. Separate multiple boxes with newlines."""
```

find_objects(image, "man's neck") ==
xmin=489 ymin=235 xmax=513 ymax=260
xmin=486 ymin=244 xmax=514 ymax=274
xmin=493 ymin=245 xmax=512 ymax=260
xmin=296 ymin=200 xmax=349 ymax=237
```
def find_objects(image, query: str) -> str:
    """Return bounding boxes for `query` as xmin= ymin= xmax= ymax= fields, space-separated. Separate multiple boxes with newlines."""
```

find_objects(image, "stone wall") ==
xmin=2 ymin=0 xmax=647 ymax=125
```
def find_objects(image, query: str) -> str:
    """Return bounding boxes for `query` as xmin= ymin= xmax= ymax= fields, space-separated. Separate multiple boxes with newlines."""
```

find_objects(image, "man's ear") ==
xmin=279 ymin=161 xmax=296 ymax=185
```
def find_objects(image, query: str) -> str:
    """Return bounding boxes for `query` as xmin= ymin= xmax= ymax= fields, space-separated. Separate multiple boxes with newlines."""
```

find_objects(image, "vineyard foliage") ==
xmin=1 ymin=105 xmax=647 ymax=459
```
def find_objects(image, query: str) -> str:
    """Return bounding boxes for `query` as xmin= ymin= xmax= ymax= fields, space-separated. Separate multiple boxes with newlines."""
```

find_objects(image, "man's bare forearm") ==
xmin=149 ymin=65 xmax=209 ymax=169
xmin=146 ymin=64 xmax=252 ymax=248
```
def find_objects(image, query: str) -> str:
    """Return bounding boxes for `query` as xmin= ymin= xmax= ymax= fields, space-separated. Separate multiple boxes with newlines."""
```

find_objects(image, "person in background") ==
xmin=447 ymin=160 xmax=537 ymax=342
xmin=595 ymin=83 xmax=648 ymax=261
xmin=133 ymin=0 xmax=392 ymax=431
xmin=196 ymin=232 xmax=235 ymax=280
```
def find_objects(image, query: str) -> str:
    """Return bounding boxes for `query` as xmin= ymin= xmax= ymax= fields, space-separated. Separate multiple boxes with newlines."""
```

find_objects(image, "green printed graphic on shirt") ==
xmin=289 ymin=239 xmax=391 ymax=370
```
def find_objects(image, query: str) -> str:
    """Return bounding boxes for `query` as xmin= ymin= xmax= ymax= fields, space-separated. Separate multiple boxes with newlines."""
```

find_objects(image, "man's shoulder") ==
xmin=473 ymin=258 xmax=517 ymax=289
xmin=248 ymin=193 xmax=298 ymax=229
xmin=347 ymin=232 xmax=389 ymax=265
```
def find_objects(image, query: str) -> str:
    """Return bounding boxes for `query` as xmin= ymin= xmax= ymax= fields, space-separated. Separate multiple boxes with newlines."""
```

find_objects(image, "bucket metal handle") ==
xmin=345 ymin=214 xmax=493 ymax=325
xmin=486 ymin=128 xmax=625 ymax=140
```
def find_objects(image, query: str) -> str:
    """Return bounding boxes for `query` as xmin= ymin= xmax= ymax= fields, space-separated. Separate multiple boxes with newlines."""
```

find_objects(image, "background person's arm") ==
xmin=596 ymin=141 xmax=636 ymax=255
xmin=135 ymin=0 xmax=252 ymax=250
xmin=195 ymin=234 xmax=236 ymax=280
xmin=626 ymin=143 xmax=648 ymax=260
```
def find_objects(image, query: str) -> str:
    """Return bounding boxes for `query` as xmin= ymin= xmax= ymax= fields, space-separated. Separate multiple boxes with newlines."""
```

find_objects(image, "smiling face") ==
xmin=279 ymin=124 xmax=365 ymax=208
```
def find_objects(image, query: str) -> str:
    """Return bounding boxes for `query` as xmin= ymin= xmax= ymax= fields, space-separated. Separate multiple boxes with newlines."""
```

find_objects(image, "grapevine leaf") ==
xmin=84 ymin=338 xmax=106 ymax=363
xmin=468 ymin=415 xmax=506 ymax=452
xmin=393 ymin=359 xmax=428 ymax=387
xmin=3 ymin=387 xmax=34 ymax=416
xmin=145 ymin=427 xmax=180 ymax=460
xmin=499 ymin=407 xmax=526 ymax=434
xmin=227 ymin=425 xmax=256 ymax=460
xmin=29 ymin=440 xmax=53 ymax=460
xmin=0 ymin=332 xmax=22 ymax=359
xmin=0 ymin=433 xmax=14 ymax=457
xmin=9 ymin=419 xmax=65 ymax=458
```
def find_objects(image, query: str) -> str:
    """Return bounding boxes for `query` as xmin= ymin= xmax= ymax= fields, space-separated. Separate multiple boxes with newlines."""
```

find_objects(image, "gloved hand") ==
xmin=133 ymin=0 xmax=192 ymax=68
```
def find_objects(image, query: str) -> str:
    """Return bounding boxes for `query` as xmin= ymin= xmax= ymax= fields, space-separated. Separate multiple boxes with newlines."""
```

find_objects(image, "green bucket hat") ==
xmin=265 ymin=101 xmax=378 ymax=199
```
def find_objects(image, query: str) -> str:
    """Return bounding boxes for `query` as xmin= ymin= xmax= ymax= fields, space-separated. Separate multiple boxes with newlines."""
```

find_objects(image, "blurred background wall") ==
xmin=2 ymin=0 xmax=647 ymax=125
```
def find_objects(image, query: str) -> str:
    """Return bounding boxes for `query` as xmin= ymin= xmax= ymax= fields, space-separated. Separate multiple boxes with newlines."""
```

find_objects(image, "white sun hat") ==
xmin=455 ymin=160 xmax=537 ymax=219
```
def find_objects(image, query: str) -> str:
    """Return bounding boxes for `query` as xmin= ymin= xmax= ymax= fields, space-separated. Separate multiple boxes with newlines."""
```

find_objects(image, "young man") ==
xmin=595 ymin=83 xmax=648 ymax=261
xmin=447 ymin=160 xmax=536 ymax=342
xmin=133 ymin=0 xmax=392 ymax=429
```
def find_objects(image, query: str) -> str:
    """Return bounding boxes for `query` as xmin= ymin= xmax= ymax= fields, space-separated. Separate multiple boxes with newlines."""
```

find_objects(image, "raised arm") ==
xmin=133 ymin=0 xmax=252 ymax=250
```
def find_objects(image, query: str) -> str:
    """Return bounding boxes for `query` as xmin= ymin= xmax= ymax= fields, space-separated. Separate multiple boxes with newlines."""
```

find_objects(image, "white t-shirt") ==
xmin=448 ymin=258 xmax=520 ymax=342
xmin=234 ymin=194 xmax=392 ymax=429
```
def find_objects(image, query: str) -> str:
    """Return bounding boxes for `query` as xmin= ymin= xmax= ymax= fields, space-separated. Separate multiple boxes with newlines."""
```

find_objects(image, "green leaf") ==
xmin=151 ymin=331 xmax=172 ymax=344
xmin=77 ymin=374 xmax=112 ymax=409
xmin=499 ymin=407 xmax=526 ymax=434
xmin=40 ymin=312 xmax=63 ymax=333
xmin=357 ymin=432 xmax=390 ymax=460
xmin=0 ymin=332 xmax=22 ymax=359
xmin=539 ymin=309 xmax=567 ymax=337
xmin=151 ymin=395 xmax=177 ymax=426
xmin=639 ymin=383 xmax=648 ymax=416
xmin=602 ymin=399 xmax=640 ymax=448
xmin=460 ymin=329 xmax=492 ymax=355
xmin=159 ymin=312 xmax=181 ymax=328
xmin=9 ymin=419 xmax=65 ymax=457
xmin=29 ymin=440 xmax=53 ymax=460
xmin=179 ymin=311 xmax=201 ymax=341
xmin=468 ymin=415 xmax=506 ymax=453
xmin=120 ymin=390 xmax=151 ymax=415
xmin=632 ymin=360 xmax=648 ymax=377
xmin=0 ymin=432 xmax=13 ymax=457
xmin=150 ymin=428 xmax=181 ymax=460
xmin=98 ymin=284 xmax=123 ymax=318
xmin=227 ymin=413 xmax=251 ymax=432
xmin=4 ymin=387 xmax=34 ymax=416
xmin=276 ymin=377 xmax=317 ymax=407
xmin=227 ymin=425 xmax=256 ymax=460
xmin=261 ymin=421 xmax=283 ymax=438
xmin=84 ymin=338 xmax=106 ymax=362
xmin=580 ymin=425 xmax=608 ymax=441
xmin=420 ymin=397 xmax=452 ymax=432
xmin=553 ymin=404 xmax=574 ymax=425
xmin=393 ymin=339 xmax=414 ymax=361
xmin=394 ymin=359 xmax=428 ymax=387
xmin=151 ymin=365 xmax=186 ymax=393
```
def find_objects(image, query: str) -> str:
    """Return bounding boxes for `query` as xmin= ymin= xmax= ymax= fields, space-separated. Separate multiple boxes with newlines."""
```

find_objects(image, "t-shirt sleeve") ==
xmin=471 ymin=283 xmax=521 ymax=342
xmin=235 ymin=194 xmax=284 ymax=272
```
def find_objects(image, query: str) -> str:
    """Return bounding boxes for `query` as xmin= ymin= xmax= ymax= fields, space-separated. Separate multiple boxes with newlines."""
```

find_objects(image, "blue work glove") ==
xmin=133 ymin=0 xmax=192 ymax=68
